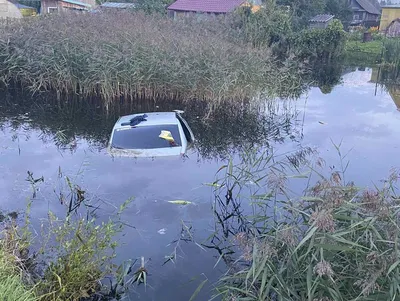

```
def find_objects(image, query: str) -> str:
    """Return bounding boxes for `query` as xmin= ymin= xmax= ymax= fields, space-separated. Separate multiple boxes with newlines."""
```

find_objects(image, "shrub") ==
xmin=294 ymin=19 xmax=346 ymax=61
xmin=232 ymin=0 xmax=292 ymax=50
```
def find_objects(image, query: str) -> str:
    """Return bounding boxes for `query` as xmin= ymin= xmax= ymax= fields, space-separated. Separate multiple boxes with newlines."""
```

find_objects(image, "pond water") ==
xmin=0 ymin=67 xmax=400 ymax=300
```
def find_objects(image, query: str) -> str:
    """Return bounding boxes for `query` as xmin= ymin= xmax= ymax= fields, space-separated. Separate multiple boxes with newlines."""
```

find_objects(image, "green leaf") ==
xmin=307 ymin=264 xmax=313 ymax=301
xmin=189 ymin=279 xmax=208 ymax=301
xmin=388 ymin=261 xmax=400 ymax=276
xmin=315 ymin=244 xmax=353 ymax=251
xmin=167 ymin=200 xmax=192 ymax=205
xmin=301 ymin=197 xmax=324 ymax=202
xmin=295 ymin=226 xmax=317 ymax=252
xmin=251 ymin=193 xmax=273 ymax=200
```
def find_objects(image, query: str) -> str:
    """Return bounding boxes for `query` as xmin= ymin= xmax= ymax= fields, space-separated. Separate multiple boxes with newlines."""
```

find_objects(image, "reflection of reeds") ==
xmin=0 ymin=12 xmax=303 ymax=103
xmin=0 ymin=94 xmax=303 ymax=159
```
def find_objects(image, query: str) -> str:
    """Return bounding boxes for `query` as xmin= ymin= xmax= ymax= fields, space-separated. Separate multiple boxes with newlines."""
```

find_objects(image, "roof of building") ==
xmin=15 ymin=3 xmax=35 ymax=9
xmin=382 ymin=4 xmax=400 ymax=8
xmin=309 ymin=14 xmax=334 ymax=23
xmin=61 ymin=0 xmax=92 ymax=7
xmin=100 ymin=2 xmax=135 ymax=8
xmin=355 ymin=0 xmax=381 ymax=15
xmin=167 ymin=0 xmax=245 ymax=13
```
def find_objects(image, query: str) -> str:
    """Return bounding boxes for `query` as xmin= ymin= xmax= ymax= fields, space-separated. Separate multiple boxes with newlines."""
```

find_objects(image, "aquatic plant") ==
xmin=0 ymin=171 xmax=136 ymax=301
xmin=36 ymin=213 xmax=120 ymax=300
xmin=0 ymin=11 xmax=303 ymax=104
xmin=209 ymin=146 xmax=400 ymax=301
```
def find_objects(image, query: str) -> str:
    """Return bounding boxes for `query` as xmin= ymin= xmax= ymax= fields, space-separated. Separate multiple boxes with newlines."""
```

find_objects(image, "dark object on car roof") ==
xmin=121 ymin=114 xmax=148 ymax=127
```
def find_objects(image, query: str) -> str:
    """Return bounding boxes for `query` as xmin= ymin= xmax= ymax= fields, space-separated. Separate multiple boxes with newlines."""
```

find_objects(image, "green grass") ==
xmin=344 ymin=40 xmax=383 ymax=66
xmin=0 ymin=249 xmax=36 ymax=301
xmin=345 ymin=40 xmax=383 ymax=55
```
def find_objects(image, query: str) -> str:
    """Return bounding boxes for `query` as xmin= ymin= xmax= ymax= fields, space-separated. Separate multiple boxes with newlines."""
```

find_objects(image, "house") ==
xmin=0 ymin=0 xmax=23 ymax=18
xmin=309 ymin=14 xmax=334 ymax=29
xmin=380 ymin=4 xmax=400 ymax=33
xmin=350 ymin=0 xmax=381 ymax=27
xmin=385 ymin=18 xmax=400 ymax=36
xmin=41 ymin=0 xmax=93 ymax=14
xmin=100 ymin=2 xmax=135 ymax=9
xmin=167 ymin=0 xmax=261 ymax=19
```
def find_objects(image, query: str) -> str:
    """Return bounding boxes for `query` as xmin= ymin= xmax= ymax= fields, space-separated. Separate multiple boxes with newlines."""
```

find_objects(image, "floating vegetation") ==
xmin=168 ymin=200 xmax=193 ymax=205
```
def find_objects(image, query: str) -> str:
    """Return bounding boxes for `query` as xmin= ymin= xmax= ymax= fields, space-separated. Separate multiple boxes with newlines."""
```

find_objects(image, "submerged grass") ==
xmin=0 ymin=12 xmax=303 ymax=103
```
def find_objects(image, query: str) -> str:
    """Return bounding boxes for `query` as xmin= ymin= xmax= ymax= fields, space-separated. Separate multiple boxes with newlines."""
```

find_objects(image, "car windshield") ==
xmin=111 ymin=124 xmax=182 ymax=150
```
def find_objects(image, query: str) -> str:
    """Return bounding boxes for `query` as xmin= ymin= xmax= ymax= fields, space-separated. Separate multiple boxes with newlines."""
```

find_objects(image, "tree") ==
xmin=135 ymin=0 xmax=174 ymax=14
xmin=325 ymin=0 xmax=352 ymax=25
xmin=276 ymin=0 xmax=353 ymax=28
xmin=276 ymin=0 xmax=326 ymax=29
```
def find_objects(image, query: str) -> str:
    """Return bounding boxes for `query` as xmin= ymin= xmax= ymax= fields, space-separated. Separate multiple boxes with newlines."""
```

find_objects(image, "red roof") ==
xmin=167 ymin=0 xmax=245 ymax=13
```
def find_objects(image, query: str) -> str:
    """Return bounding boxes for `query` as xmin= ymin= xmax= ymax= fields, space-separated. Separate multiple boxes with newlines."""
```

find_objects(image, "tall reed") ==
xmin=0 ymin=12 xmax=303 ymax=103
xmin=383 ymin=38 xmax=400 ymax=69
xmin=210 ymin=147 xmax=400 ymax=301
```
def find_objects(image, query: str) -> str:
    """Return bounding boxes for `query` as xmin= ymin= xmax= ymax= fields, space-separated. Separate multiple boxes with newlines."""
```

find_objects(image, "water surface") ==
xmin=0 ymin=67 xmax=399 ymax=300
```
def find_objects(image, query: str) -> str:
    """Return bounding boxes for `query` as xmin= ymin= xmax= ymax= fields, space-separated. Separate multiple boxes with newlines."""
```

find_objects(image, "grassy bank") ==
xmin=0 ymin=11 xmax=304 ymax=103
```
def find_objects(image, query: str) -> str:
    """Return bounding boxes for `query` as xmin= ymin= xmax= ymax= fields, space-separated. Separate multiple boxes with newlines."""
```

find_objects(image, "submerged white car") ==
xmin=107 ymin=111 xmax=194 ymax=157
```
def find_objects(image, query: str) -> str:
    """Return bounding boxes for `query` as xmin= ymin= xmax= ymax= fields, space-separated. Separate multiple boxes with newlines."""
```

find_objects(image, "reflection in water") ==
xmin=370 ymin=66 xmax=400 ymax=111
xmin=0 ymin=92 xmax=303 ymax=160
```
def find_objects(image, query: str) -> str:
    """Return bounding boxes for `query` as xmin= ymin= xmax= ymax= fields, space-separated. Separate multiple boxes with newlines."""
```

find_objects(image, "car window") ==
xmin=111 ymin=125 xmax=182 ymax=150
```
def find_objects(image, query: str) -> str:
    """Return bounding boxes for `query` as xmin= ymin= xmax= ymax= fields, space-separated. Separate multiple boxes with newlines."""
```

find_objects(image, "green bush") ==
xmin=232 ymin=0 xmax=292 ymax=50
xmin=294 ymin=19 xmax=346 ymax=61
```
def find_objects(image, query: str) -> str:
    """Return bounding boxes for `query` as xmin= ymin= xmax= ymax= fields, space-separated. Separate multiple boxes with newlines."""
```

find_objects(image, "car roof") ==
xmin=116 ymin=112 xmax=179 ymax=128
